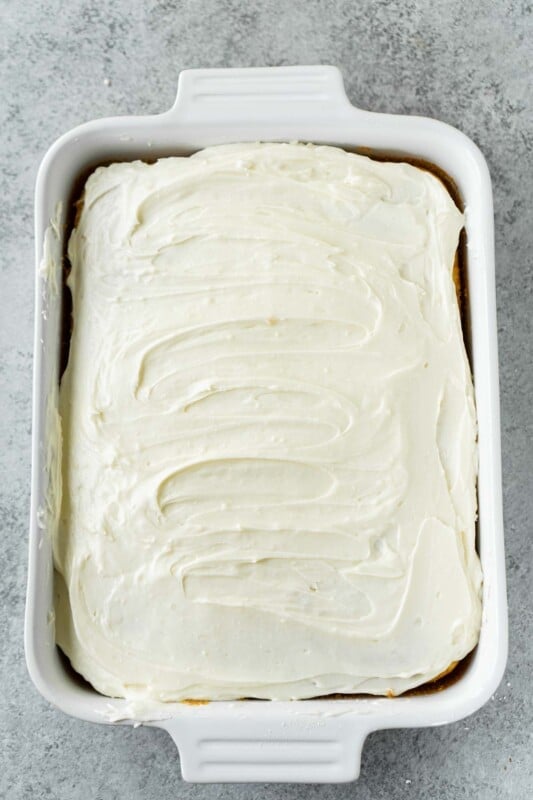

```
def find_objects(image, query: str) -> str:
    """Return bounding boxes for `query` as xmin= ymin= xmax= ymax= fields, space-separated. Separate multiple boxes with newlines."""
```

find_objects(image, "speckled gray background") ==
xmin=1 ymin=0 xmax=532 ymax=797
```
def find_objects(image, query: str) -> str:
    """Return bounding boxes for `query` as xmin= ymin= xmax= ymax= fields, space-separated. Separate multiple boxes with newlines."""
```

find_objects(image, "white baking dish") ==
xmin=26 ymin=66 xmax=507 ymax=783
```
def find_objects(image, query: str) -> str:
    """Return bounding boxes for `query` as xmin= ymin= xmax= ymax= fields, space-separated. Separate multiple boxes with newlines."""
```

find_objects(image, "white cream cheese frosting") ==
xmin=55 ymin=142 xmax=482 ymax=702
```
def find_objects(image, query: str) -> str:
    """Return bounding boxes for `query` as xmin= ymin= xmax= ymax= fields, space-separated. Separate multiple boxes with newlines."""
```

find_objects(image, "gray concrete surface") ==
xmin=1 ymin=0 xmax=532 ymax=797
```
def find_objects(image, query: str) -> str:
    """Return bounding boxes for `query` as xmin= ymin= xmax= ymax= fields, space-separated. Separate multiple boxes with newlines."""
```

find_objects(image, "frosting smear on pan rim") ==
xmin=55 ymin=142 xmax=482 ymax=701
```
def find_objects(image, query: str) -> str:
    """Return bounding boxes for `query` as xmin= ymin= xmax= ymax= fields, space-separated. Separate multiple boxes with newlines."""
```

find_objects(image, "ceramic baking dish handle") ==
xmin=169 ymin=65 xmax=354 ymax=124
xmin=161 ymin=714 xmax=370 ymax=783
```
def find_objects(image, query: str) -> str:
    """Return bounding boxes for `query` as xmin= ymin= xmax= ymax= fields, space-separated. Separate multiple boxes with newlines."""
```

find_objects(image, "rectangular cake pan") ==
xmin=26 ymin=65 xmax=507 ymax=783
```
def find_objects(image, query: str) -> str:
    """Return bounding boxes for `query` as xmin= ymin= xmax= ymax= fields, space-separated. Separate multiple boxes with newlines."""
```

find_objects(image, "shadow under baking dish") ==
xmin=55 ymin=145 xmax=478 ymax=704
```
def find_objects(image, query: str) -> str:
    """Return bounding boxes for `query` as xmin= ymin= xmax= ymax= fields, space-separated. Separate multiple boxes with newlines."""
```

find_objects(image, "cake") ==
xmin=54 ymin=142 xmax=482 ymax=702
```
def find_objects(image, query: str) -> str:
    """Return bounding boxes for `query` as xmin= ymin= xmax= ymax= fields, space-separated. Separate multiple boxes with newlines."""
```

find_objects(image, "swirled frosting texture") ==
xmin=56 ymin=142 xmax=481 ymax=701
